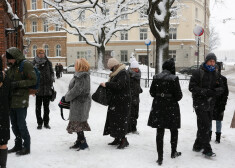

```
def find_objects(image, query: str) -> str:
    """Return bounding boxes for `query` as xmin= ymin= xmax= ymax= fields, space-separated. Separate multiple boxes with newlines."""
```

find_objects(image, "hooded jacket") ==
xmin=6 ymin=47 xmax=37 ymax=108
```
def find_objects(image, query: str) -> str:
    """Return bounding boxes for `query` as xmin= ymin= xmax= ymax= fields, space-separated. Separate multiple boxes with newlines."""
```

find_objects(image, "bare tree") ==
xmin=209 ymin=26 xmax=220 ymax=52
xmin=148 ymin=0 xmax=177 ymax=73
xmin=44 ymin=0 xmax=148 ymax=69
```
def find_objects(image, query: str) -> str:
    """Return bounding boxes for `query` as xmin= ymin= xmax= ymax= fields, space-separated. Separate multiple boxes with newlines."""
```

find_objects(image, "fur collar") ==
xmin=108 ymin=64 xmax=126 ymax=81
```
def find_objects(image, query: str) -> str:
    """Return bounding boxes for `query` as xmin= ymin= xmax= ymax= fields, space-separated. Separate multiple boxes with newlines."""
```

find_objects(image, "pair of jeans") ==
xmin=36 ymin=96 xmax=51 ymax=126
xmin=193 ymin=109 xmax=213 ymax=153
xmin=10 ymin=108 xmax=30 ymax=149
xmin=156 ymin=128 xmax=178 ymax=158
xmin=210 ymin=120 xmax=222 ymax=133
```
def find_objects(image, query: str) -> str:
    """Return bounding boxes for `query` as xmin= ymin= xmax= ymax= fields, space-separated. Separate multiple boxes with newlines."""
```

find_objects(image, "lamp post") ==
xmin=5 ymin=15 xmax=20 ymax=47
xmin=145 ymin=39 xmax=151 ymax=87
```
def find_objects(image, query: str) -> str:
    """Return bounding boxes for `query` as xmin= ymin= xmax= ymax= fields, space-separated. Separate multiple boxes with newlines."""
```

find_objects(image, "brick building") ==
xmin=0 ymin=0 xmax=27 ymax=65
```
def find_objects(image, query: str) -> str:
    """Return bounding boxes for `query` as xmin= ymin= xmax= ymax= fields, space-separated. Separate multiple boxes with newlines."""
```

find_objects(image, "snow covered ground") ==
xmin=7 ymin=72 xmax=235 ymax=168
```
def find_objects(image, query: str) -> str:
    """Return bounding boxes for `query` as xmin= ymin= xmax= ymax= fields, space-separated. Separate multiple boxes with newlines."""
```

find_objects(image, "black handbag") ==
xmin=92 ymin=85 xmax=110 ymax=106
xmin=50 ymin=87 xmax=57 ymax=102
xmin=58 ymin=96 xmax=70 ymax=120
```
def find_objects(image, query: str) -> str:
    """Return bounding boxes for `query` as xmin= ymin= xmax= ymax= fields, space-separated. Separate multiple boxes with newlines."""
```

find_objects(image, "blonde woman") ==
xmin=65 ymin=58 xmax=91 ymax=151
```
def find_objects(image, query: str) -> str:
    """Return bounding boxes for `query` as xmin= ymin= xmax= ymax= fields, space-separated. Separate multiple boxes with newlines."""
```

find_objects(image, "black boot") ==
xmin=117 ymin=137 xmax=129 ymax=149
xmin=78 ymin=139 xmax=89 ymax=150
xmin=0 ymin=148 xmax=8 ymax=168
xmin=209 ymin=131 xmax=212 ymax=141
xmin=70 ymin=140 xmax=81 ymax=149
xmin=215 ymin=132 xmax=221 ymax=144
xmin=8 ymin=139 xmax=22 ymax=153
xmin=156 ymin=153 xmax=163 ymax=165
xmin=44 ymin=124 xmax=51 ymax=129
xmin=16 ymin=147 xmax=30 ymax=155
xmin=171 ymin=151 xmax=182 ymax=158
xmin=108 ymin=138 xmax=121 ymax=145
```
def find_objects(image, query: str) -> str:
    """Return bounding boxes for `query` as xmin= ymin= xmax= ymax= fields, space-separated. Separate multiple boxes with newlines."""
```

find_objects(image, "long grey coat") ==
xmin=65 ymin=72 xmax=91 ymax=122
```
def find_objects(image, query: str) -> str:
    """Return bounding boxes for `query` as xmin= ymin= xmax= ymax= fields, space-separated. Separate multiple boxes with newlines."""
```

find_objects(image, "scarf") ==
xmin=35 ymin=56 xmax=47 ymax=65
xmin=128 ymin=68 xmax=141 ymax=80
xmin=204 ymin=63 xmax=215 ymax=72
xmin=108 ymin=64 xmax=126 ymax=82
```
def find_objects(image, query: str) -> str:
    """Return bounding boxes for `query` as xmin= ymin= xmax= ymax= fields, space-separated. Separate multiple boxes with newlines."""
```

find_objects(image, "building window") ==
xmin=56 ymin=45 xmax=61 ymax=57
xmin=55 ymin=24 xmax=60 ymax=31
xmin=140 ymin=28 xmax=148 ymax=40
xmin=44 ymin=45 xmax=49 ymax=57
xmin=43 ymin=20 xmax=48 ymax=32
xmin=32 ymin=21 xmax=37 ymax=32
xmin=43 ymin=2 xmax=49 ymax=9
xmin=120 ymin=31 xmax=128 ymax=40
xmin=195 ymin=7 xmax=198 ymax=19
xmin=169 ymin=28 xmax=177 ymax=39
xmin=121 ymin=50 xmax=128 ymax=62
xmin=105 ymin=9 xmax=110 ymax=16
xmin=77 ymin=51 xmax=87 ymax=59
xmin=32 ymin=0 xmax=37 ymax=10
xmin=32 ymin=45 xmax=37 ymax=57
xmin=169 ymin=50 xmax=176 ymax=61
xmin=79 ymin=35 xmax=85 ymax=42
xmin=121 ymin=8 xmax=128 ymax=20
xmin=78 ymin=11 xmax=85 ymax=21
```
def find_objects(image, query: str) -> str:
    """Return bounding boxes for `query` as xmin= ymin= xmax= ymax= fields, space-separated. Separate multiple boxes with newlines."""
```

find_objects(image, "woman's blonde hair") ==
xmin=75 ymin=58 xmax=90 ymax=72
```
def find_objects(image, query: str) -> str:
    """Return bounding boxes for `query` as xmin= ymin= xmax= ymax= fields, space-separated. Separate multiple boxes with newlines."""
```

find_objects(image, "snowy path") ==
xmin=7 ymin=73 xmax=235 ymax=168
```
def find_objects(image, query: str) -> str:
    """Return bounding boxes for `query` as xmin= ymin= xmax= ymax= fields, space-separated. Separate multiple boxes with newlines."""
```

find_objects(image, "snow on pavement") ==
xmin=7 ymin=73 xmax=235 ymax=168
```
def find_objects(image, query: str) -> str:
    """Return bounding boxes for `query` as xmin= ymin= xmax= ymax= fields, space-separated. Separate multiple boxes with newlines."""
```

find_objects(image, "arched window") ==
xmin=32 ymin=45 xmax=37 ymax=57
xmin=43 ymin=20 xmax=48 ymax=32
xmin=32 ymin=21 xmax=37 ymax=32
xmin=44 ymin=45 xmax=49 ymax=57
xmin=56 ymin=45 xmax=61 ymax=57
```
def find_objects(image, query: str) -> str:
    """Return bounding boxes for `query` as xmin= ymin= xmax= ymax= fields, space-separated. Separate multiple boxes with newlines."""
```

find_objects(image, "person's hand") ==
xmin=11 ymin=81 xmax=19 ymax=89
xmin=100 ymin=83 xmax=106 ymax=87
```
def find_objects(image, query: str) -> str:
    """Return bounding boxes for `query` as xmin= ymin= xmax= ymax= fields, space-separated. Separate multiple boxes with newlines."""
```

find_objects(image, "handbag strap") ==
xmin=60 ymin=108 xmax=69 ymax=121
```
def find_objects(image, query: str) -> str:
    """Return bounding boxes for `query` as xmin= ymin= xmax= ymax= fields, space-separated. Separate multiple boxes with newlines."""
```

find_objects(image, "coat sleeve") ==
xmin=18 ymin=62 xmax=37 ymax=88
xmin=149 ymin=76 xmax=157 ymax=97
xmin=105 ymin=71 xmax=128 ymax=91
xmin=221 ymin=77 xmax=229 ymax=105
xmin=65 ymin=77 xmax=88 ymax=102
xmin=49 ymin=61 xmax=55 ymax=83
xmin=189 ymin=70 xmax=207 ymax=96
xmin=173 ymin=77 xmax=183 ymax=101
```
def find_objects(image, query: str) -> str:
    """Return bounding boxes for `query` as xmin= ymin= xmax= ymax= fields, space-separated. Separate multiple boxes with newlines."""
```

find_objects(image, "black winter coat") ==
xmin=33 ymin=58 xmax=54 ymax=96
xmin=103 ymin=67 xmax=131 ymax=138
xmin=0 ymin=77 xmax=11 ymax=144
xmin=213 ymin=75 xmax=229 ymax=121
xmin=189 ymin=64 xmax=224 ymax=112
xmin=148 ymin=70 xmax=182 ymax=129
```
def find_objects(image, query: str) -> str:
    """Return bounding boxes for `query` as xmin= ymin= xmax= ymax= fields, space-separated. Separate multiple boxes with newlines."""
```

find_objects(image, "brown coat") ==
xmin=230 ymin=111 xmax=235 ymax=128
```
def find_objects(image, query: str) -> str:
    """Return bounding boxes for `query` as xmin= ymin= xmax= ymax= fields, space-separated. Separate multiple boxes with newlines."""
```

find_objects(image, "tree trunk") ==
xmin=148 ymin=0 xmax=174 ymax=74
xmin=97 ymin=45 xmax=105 ymax=70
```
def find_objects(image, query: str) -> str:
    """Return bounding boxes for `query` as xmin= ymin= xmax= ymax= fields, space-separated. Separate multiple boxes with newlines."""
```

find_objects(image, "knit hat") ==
xmin=107 ymin=58 xmax=119 ymax=69
xmin=36 ymin=48 xmax=45 ymax=55
xmin=205 ymin=53 xmax=217 ymax=63
xmin=130 ymin=60 xmax=139 ymax=68
xmin=6 ymin=51 xmax=14 ymax=59
xmin=162 ymin=58 xmax=175 ymax=75
xmin=129 ymin=57 xmax=137 ymax=63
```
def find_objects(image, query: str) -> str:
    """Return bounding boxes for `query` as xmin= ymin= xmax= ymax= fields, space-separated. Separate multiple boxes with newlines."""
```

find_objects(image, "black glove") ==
xmin=11 ymin=81 xmax=19 ymax=89
xmin=206 ymin=89 xmax=214 ymax=97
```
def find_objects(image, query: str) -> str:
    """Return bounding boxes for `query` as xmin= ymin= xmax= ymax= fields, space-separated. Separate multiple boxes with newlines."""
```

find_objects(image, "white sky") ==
xmin=210 ymin=0 xmax=235 ymax=51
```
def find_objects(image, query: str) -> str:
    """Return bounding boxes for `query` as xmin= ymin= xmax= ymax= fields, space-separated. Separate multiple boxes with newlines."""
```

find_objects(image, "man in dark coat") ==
xmin=0 ymin=57 xmax=11 ymax=168
xmin=55 ymin=63 xmax=60 ymax=79
xmin=189 ymin=53 xmax=224 ymax=157
xmin=100 ymin=58 xmax=131 ymax=149
xmin=6 ymin=47 xmax=37 ymax=155
xmin=59 ymin=63 xmax=63 ymax=77
xmin=148 ymin=58 xmax=182 ymax=165
xmin=33 ymin=48 xmax=54 ymax=129
xmin=210 ymin=62 xmax=229 ymax=143
xmin=127 ymin=60 xmax=142 ymax=134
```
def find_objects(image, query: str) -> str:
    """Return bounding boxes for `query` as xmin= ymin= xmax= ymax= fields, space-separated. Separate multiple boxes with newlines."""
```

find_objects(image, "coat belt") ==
xmin=156 ymin=93 xmax=172 ymax=98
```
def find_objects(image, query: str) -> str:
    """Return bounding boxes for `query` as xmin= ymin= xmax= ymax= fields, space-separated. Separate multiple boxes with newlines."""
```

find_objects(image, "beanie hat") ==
xmin=162 ymin=58 xmax=175 ymax=75
xmin=205 ymin=53 xmax=217 ymax=63
xmin=130 ymin=60 xmax=139 ymax=68
xmin=129 ymin=57 xmax=137 ymax=63
xmin=107 ymin=58 xmax=119 ymax=69
xmin=36 ymin=48 xmax=45 ymax=56
xmin=6 ymin=51 xmax=14 ymax=59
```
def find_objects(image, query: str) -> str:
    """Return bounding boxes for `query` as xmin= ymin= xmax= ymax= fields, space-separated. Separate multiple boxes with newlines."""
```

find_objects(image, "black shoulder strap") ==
xmin=60 ymin=108 xmax=69 ymax=121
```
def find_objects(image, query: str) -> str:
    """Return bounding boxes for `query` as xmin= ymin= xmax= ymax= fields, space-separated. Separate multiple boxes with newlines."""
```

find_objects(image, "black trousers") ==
xmin=193 ymin=109 xmax=213 ymax=153
xmin=128 ymin=104 xmax=139 ymax=132
xmin=36 ymin=96 xmax=51 ymax=126
xmin=77 ymin=131 xmax=85 ymax=141
xmin=156 ymin=128 xmax=178 ymax=158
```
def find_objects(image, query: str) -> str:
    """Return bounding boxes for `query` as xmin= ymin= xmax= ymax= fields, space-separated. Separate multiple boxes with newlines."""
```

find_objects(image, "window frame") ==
xmin=56 ymin=45 xmax=61 ymax=57
xmin=44 ymin=45 xmax=49 ymax=57
xmin=32 ymin=45 xmax=37 ymax=57
xmin=32 ymin=0 xmax=37 ymax=10
xmin=140 ymin=28 xmax=148 ymax=40
xmin=120 ymin=50 xmax=128 ymax=62
xmin=32 ymin=21 xmax=37 ymax=32
xmin=169 ymin=28 xmax=177 ymax=39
